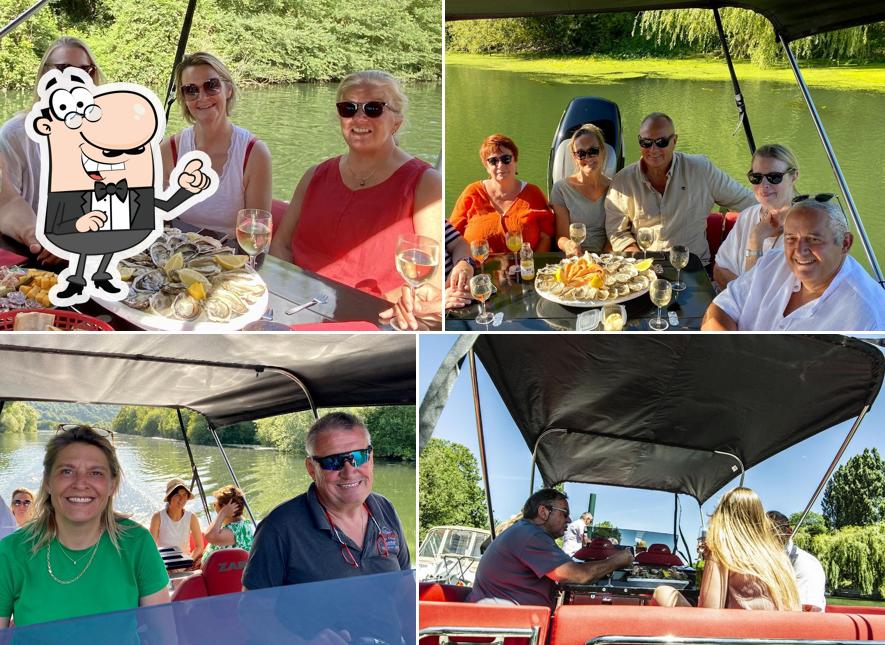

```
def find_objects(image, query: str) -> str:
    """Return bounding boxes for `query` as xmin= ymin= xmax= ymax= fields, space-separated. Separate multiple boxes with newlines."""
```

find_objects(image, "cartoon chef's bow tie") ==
xmin=94 ymin=179 xmax=129 ymax=201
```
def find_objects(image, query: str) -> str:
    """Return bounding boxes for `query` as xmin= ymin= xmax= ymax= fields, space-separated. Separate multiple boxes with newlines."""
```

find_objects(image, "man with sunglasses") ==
xmin=606 ymin=113 xmax=755 ymax=265
xmin=468 ymin=489 xmax=633 ymax=608
xmin=703 ymin=197 xmax=885 ymax=330
xmin=243 ymin=412 xmax=409 ymax=591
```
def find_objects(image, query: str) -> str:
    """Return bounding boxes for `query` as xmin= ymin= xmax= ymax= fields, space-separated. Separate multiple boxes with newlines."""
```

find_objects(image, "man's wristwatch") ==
xmin=744 ymin=249 xmax=763 ymax=258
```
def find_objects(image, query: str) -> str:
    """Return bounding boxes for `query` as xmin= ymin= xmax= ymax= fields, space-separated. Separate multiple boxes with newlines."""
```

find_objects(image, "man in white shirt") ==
xmin=605 ymin=112 xmax=755 ymax=264
xmin=702 ymin=197 xmax=885 ymax=331
xmin=562 ymin=512 xmax=592 ymax=557
xmin=767 ymin=511 xmax=826 ymax=612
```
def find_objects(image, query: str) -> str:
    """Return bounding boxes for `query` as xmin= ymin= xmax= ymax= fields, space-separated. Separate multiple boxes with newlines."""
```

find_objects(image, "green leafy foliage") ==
xmin=590 ymin=520 xmax=622 ymax=543
xmin=111 ymin=405 xmax=258 ymax=445
xmin=0 ymin=402 xmax=39 ymax=434
xmin=419 ymin=438 xmax=487 ymax=542
xmin=365 ymin=406 xmax=415 ymax=460
xmin=790 ymin=510 xmax=829 ymax=538
xmin=807 ymin=523 xmax=885 ymax=597
xmin=27 ymin=402 xmax=120 ymax=429
xmin=822 ymin=448 xmax=885 ymax=529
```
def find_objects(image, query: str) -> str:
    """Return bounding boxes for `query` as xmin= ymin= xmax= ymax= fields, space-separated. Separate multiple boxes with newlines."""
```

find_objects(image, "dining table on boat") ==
xmin=445 ymin=251 xmax=716 ymax=331
xmin=0 ymin=224 xmax=393 ymax=331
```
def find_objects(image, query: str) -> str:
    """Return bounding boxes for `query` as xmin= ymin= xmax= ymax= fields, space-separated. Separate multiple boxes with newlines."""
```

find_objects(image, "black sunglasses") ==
xmin=52 ymin=63 xmax=96 ymax=77
xmin=336 ymin=101 xmax=388 ymax=119
xmin=574 ymin=146 xmax=600 ymax=160
xmin=747 ymin=169 xmax=795 ymax=185
xmin=311 ymin=446 xmax=373 ymax=471
xmin=181 ymin=77 xmax=222 ymax=100
xmin=56 ymin=423 xmax=115 ymax=443
xmin=12 ymin=499 xmax=31 ymax=507
xmin=486 ymin=154 xmax=513 ymax=166
xmin=638 ymin=135 xmax=675 ymax=149
xmin=792 ymin=193 xmax=835 ymax=204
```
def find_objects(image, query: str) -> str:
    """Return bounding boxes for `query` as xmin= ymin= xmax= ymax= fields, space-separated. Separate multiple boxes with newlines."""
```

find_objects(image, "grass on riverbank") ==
xmin=446 ymin=52 xmax=885 ymax=92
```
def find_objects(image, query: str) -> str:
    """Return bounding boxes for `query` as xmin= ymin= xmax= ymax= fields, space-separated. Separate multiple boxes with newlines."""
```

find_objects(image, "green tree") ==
xmin=254 ymin=410 xmax=314 ymax=453
xmin=0 ymin=402 xmax=39 ymax=434
xmin=822 ymin=448 xmax=885 ymax=529
xmin=591 ymin=520 xmax=622 ymax=543
xmin=365 ymin=406 xmax=415 ymax=461
xmin=419 ymin=439 xmax=487 ymax=542
xmin=789 ymin=510 xmax=829 ymax=537
xmin=809 ymin=523 xmax=885 ymax=597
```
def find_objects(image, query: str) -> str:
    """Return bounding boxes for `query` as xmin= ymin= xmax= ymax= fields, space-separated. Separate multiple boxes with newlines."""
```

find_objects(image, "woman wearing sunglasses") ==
xmin=161 ymin=52 xmax=272 ymax=237
xmin=449 ymin=134 xmax=553 ymax=255
xmin=0 ymin=425 xmax=169 ymax=628
xmin=551 ymin=124 xmax=611 ymax=256
xmin=0 ymin=36 xmax=104 ymax=264
xmin=9 ymin=488 xmax=34 ymax=528
xmin=271 ymin=70 xmax=441 ymax=301
xmin=713 ymin=144 xmax=799 ymax=289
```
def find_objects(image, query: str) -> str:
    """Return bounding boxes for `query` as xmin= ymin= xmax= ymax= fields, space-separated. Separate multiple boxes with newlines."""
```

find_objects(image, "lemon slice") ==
xmin=164 ymin=251 xmax=185 ymax=275
xmin=177 ymin=268 xmax=211 ymax=289
xmin=555 ymin=267 xmax=562 ymax=282
xmin=215 ymin=254 xmax=249 ymax=270
xmin=187 ymin=281 xmax=207 ymax=301
xmin=634 ymin=258 xmax=654 ymax=272
xmin=590 ymin=274 xmax=604 ymax=289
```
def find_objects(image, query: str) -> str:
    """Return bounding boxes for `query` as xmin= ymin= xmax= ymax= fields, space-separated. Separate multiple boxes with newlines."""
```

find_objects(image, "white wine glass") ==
xmin=236 ymin=209 xmax=273 ymax=270
xmin=505 ymin=229 xmax=523 ymax=275
xmin=648 ymin=278 xmax=672 ymax=331
xmin=470 ymin=273 xmax=495 ymax=325
xmin=395 ymin=234 xmax=440 ymax=303
xmin=669 ymin=245 xmax=689 ymax=292
xmin=470 ymin=239 xmax=490 ymax=274
xmin=637 ymin=227 xmax=655 ymax=260
xmin=569 ymin=222 xmax=587 ymax=255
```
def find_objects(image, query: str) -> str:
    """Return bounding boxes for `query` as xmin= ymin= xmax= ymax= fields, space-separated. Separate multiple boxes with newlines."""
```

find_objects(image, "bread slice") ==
xmin=13 ymin=311 xmax=56 ymax=331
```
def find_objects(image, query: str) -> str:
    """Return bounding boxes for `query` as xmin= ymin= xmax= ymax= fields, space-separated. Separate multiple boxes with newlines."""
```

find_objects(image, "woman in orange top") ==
xmin=449 ymin=134 xmax=553 ymax=253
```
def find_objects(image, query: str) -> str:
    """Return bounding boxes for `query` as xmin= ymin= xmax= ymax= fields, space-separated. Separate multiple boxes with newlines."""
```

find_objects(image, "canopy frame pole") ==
xmin=208 ymin=422 xmax=258 ymax=527
xmin=529 ymin=429 xmax=567 ymax=493
xmin=792 ymin=405 xmax=871 ymax=538
xmin=468 ymin=348 xmax=496 ymax=540
xmin=0 ymin=0 xmax=50 ymax=39
xmin=673 ymin=493 xmax=679 ymax=553
xmin=163 ymin=0 xmax=199 ymax=120
xmin=713 ymin=7 xmax=755 ymax=155
xmin=712 ymin=450 xmax=745 ymax=486
xmin=779 ymin=33 xmax=884 ymax=286
xmin=177 ymin=408 xmax=211 ymax=522
xmin=0 ymin=400 xmax=5 ymax=417
xmin=265 ymin=367 xmax=319 ymax=419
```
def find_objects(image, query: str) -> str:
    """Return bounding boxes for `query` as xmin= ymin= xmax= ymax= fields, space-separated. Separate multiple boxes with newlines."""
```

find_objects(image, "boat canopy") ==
xmin=423 ymin=335 xmax=883 ymax=505
xmin=0 ymin=334 xmax=415 ymax=428
xmin=444 ymin=0 xmax=885 ymax=43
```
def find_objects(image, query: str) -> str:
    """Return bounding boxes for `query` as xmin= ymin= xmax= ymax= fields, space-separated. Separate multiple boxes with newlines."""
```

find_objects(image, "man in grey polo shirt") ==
xmin=468 ymin=489 xmax=633 ymax=608
xmin=243 ymin=411 xmax=409 ymax=589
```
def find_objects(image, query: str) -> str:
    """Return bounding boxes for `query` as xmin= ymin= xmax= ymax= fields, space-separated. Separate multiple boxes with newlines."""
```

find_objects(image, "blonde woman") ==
xmin=9 ymin=488 xmax=35 ymax=528
xmin=0 ymin=36 xmax=104 ymax=261
xmin=551 ymin=124 xmax=611 ymax=256
xmin=654 ymin=487 xmax=800 ymax=610
xmin=0 ymin=425 xmax=169 ymax=628
xmin=161 ymin=52 xmax=272 ymax=237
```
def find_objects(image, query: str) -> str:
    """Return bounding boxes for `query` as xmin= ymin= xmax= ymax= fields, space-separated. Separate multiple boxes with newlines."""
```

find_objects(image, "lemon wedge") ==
xmin=590 ymin=274 xmax=604 ymax=289
xmin=187 ymin=281 xmax=207 ymax=301
xmin=164 ymin=252 xmax=185 ymax=275
xmin=634 ymin=258 xmax=654 ymax=272
xmin=215 ymin=254 xmax=249 ymax=270
xmin=555 ymin=267 xmax=562 ymax=282
xmin=177 ymin=268 xmax=211 ymax=289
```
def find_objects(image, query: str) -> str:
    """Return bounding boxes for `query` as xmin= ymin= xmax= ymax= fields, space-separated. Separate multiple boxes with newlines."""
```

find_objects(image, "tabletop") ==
xmin=445 ymin=251 xmax=716 ymax=331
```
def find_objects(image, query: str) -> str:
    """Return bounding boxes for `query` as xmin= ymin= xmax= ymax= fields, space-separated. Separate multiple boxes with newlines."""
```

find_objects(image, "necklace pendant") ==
xmin=359 ymin=179 xmax=366 ymax=187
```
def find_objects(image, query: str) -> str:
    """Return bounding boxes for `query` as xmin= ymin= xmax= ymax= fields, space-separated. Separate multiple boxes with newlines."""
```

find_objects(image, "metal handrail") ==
xmin=419 ymin=625 xmax=540 ymax=645
xmin=588 ymin=637 xmax=885 ymax=645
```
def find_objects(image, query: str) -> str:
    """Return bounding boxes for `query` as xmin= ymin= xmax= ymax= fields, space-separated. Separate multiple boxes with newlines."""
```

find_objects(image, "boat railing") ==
xmin=420 ymin=625 xmax=541 ymax=645
xmin=587 ymin=637 xmax=885 ymax=645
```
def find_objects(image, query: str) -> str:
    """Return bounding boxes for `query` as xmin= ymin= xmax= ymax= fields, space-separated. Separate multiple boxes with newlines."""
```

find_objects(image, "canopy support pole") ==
xmin=265 ymin=367 xmax=319 ymax=419
xmin=673 ymin=493 xmax=678 ymax=553
xmin=177 ymin=408 xmax=211 ymax=521
xmin=713 ymin=7 xmax=755 ymax=155
xmin=208 ymin=423 xmax=258 ymax=527
xmin=164 ymin=0 xmax=199 ymax=120
xmin=468 ymin=348 xmax=496 ymax=540
xmin=529 ymin=429 xmax=567 ymax=493
xmin=792 ymin=404 xmax=872 ymax=538
xmin=0 ymin=0 xmax=49 ymax=39
xmin=713 ymin=450 xmax=745 ymax=486
xmin=779 ymin=33 xmax=885 ymax=286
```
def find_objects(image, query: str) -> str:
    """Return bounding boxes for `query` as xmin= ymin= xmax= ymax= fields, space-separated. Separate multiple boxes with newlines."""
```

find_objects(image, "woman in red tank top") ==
xmin=270 ymin=70 xmax=442 ymax=304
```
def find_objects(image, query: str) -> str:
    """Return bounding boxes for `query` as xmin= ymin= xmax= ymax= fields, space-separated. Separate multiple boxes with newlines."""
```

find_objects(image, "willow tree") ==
xmin=636 ymin=8 xmax=871 ymax=66
xmin=810 ymin=523 xmax=885 ymax=597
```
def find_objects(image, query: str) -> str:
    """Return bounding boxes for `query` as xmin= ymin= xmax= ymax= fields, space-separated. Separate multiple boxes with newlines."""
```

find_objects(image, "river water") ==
xmin=445 ymin=62 xmax=885 ymax=271
xmin=0 ymin=430 xmax=417 ymax=554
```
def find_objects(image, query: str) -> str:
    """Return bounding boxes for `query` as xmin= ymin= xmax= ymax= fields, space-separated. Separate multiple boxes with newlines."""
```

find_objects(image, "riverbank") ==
xmin=446 ymin=53 xmax=885 ymax=92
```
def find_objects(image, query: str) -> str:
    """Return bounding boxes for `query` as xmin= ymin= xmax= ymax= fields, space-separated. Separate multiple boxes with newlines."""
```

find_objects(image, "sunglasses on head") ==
xmin=638 ymin=135 xmax=675 ymax=149
xmin=574 ymin=146 xmax=600 ymax=160
xmin=792 ymin=193 xmax=835 ymax=204
xmin=181 ymin=77 xmax=222 ymax=100
xmin=486 ymin=154 xmax=513 ymax=166
xmin=747 ymin=169 xmax=795 ymax=185
xmin=335 ymin=101 xmax=388 ymax=118
xmin=311 ymin=446 xmax=373 ymax=471
xmin=52 ymin=63 xmax=96 ymax=76
xmin=56 ymin=423 xmax=115 ymax=443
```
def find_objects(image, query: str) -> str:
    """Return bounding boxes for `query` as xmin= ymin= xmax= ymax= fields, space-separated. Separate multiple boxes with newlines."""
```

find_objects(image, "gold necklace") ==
xmin=46 ymin=534 xmax=102 ymax=585
xmin=345 ymin=155 xmax=382 ymax=187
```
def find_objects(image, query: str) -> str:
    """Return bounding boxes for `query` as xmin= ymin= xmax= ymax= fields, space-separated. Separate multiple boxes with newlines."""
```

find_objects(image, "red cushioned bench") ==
xmin=419 ymin=599 xmax=550 ymax=645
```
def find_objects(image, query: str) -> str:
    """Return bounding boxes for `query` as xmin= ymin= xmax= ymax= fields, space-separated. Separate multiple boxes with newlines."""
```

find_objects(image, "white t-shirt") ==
xmin=788 ymin=540 xmax=826 ymax=611
xmin=713 ymin=249 xmax=885 ymax=331
xmin=562 ymin=519 xmax=586 ymax=556
xmin=715 ymin=203 xmax=784 ymax=277
xmin=157 ymin=508 xmax=194 ymax=552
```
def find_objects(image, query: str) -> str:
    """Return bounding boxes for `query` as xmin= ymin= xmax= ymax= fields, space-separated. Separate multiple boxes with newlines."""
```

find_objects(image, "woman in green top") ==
xmin=203 ymin=484 xmax=255 ymax=559
xmin=0 ymin=425 xmax=170 ymax=628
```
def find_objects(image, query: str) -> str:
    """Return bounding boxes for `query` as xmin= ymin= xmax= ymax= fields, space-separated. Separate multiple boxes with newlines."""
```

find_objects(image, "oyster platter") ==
xmin=535 ymin=253 xmax=655 ymax=307
xmin=96 ymin=228 xmax=268 ymax=331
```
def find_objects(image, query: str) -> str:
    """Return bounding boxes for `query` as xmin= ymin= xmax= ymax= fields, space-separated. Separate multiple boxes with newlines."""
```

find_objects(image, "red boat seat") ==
xmin=827 ymin=604 xmax=885 ymax=616
xmin=419 ymin=581 xmax=472 ymax=602
xmin=707 ymin=211 xmax=740 ymax=267
xmin=549 ymin=604 xmax=885 ymax=645
xmin=171 ymin=548 xmax=249 ymax=602
xmin=419 ymin=600 xmax=550 ymax=645
xmin=635 ymin=543 xmax=684 ymax=567
xmin=573 ymin=537 xmax=618 ymax=561
xmin=271 ymin=198 xmax=289 ymax=233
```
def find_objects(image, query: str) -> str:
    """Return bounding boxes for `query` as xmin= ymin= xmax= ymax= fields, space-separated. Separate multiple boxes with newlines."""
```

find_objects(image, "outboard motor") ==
xmin=548 ymin=97 xmax=624 ymax=196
